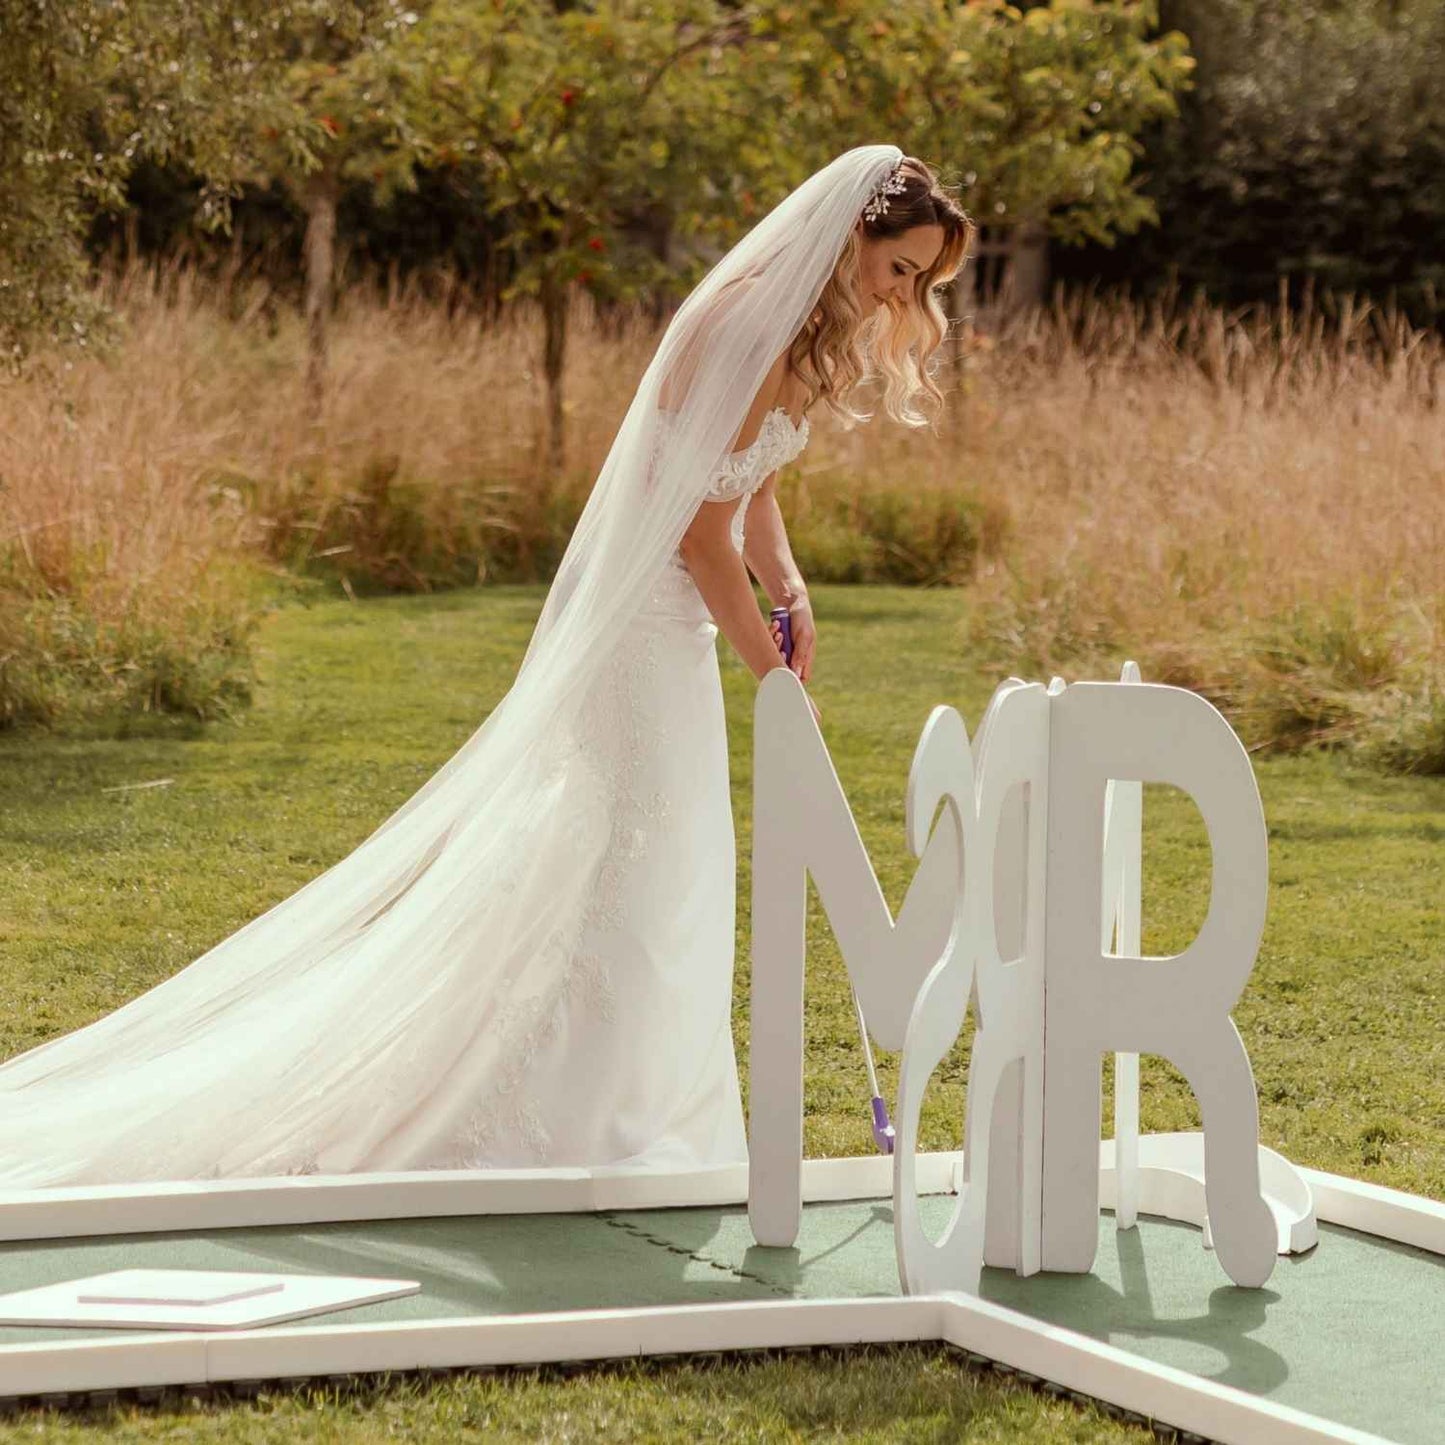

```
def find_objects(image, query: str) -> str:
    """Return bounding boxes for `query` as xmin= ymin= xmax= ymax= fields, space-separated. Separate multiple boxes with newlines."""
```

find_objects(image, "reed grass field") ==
xmin=2 ymin=259 xmax=1441 ymax=770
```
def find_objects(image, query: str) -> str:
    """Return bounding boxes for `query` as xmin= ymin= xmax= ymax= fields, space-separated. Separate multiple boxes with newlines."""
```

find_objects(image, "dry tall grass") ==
xmin=954 ymin=284 xmax=1444 ymax=770
xmin=1 ymin=259 xmax=1440 ymax=767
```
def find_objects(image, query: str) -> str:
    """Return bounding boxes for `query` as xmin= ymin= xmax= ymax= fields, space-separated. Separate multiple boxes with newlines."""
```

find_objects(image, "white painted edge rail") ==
xmin=0 ymin=1147 xmax=1436 ymax=1259
xmin=0 ymin=1289 xmax=1395 ymax=1445
xmin=0 ymin=1152 xmax=954 ymax=1242
xmin=0 ymin=1138 xmax=1433 ymax=1254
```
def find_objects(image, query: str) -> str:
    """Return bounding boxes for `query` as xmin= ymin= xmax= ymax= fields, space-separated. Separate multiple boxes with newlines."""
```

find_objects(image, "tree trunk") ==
xmin=949 ymin=248 xmax=977 ymax=374
xmin=540 ymin=266 xmax=568 ymax=479
xmin=1007 ymin=218 xmax=1050 ymax=311
xmin=303 ymin=168 xmax=340 ymax=421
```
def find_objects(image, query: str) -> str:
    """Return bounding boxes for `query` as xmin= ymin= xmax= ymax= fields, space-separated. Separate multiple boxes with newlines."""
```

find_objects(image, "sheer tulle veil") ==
xmin=0 ymin=143 xmax=905 ymax=1187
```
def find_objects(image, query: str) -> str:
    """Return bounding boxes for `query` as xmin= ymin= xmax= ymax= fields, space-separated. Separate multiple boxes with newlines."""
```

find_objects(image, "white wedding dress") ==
xmin=466 ymin=403 xmax=812 ymax=1172
xmin=0 ymin=142 xmax=895 ymax=1193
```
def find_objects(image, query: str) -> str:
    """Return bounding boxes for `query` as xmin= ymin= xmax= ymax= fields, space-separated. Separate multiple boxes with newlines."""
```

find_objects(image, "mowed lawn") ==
xmin=0 ymin=583 xmax=1440 ymax=1442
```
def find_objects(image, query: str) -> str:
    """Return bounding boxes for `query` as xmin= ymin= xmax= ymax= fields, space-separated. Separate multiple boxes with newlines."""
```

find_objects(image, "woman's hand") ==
xmin=769 ymin=595 xmax=816 ymax=684
xmin=769 ymin=596 xmax=820 ymax=724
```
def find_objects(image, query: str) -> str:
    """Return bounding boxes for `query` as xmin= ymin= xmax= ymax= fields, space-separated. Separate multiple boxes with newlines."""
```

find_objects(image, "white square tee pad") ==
xmin=0 ymin=1269 xmax=421 ymax=1330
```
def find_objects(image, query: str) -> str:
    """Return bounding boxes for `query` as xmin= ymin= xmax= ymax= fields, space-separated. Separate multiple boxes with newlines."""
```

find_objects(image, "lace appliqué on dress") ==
xmin=701 ymin=407 xmax=810 ymax=502
xmin=260 ymin=413 xmax=805 ymax=1179
xmin=648 ymin=406 xmax=809 ymax=506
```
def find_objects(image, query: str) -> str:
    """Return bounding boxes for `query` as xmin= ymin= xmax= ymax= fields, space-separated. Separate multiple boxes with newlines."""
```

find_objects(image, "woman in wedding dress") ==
xmin=0 ymin=145 xmax=972 ymax=1188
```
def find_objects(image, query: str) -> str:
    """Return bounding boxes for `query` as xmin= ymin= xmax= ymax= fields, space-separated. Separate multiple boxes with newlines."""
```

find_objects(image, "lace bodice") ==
xmin=711 ymin=407 xmax=810 ymax=555
xmin=652 ymin=404 xmax=810 ymax=552
xmin=643 ymin=405 xmax=811 ymax=618
xmin=697 ymin=406 xmax=811 ymax=505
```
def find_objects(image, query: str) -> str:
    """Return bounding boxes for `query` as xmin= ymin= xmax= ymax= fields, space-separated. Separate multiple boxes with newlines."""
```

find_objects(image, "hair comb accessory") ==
xmin=862 ymin=161 xmax=908 ymax=223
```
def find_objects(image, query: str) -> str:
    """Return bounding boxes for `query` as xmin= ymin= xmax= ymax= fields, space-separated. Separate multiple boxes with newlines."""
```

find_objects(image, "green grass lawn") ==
xmin=0 ymin=583 xmax=1440 ymax=1441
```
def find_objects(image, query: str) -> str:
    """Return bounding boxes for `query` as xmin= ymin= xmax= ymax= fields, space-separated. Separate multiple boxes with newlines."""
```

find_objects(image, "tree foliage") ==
xmin=1056 ymin=0 xmax=1445 ymax=314
xmin=750 ymin=0 xmax=1193 ymax=245
xmin=0 ymin=0 xmax=254 ymax=361
xmin=391 ymin=0 xmax=1191 ymax=454
xmin=3 ymin=0 xmax=1194 ymax=368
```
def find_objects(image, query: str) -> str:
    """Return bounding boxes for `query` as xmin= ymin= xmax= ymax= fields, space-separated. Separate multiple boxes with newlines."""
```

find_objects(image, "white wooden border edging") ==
xmin=0 ymin=1283 xmax=1395 ymax=1445
xmin=0 ymin=1154 xmax=953 ymax=1243
xmin=0 ymin=1151 xmax=1431 ymax=1257
xmin=0 ymin=1154 xmax=1432 ymax=1445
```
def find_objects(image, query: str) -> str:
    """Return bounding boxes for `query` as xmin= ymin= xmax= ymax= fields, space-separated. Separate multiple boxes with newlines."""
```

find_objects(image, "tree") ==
xmin=399 ymin=0 xmax=767 ymax=476
xmin=225 ymin=3 xmax=428 ymax=414
xmin=2 ymin=0 xmax=1193 ymax=419
xmin=1154 ymin=0 xmax=1445 ymax=310
xmin=1053 ymin=0 xmax=1445 ymax=317
xmin=757 ymin=0 xmax=1192 ymax=242
xmin=708 ymin=0 xmax=1193 ymax=351
xmin=0 ymin=0 xmax=272 ymax=364
xmin=0 ymin=1 xmax=432 ymax=402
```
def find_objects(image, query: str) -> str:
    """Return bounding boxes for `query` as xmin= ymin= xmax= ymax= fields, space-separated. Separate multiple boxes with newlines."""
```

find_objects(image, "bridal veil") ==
xmin=0 ymin=143 xmax=905 ymax=1187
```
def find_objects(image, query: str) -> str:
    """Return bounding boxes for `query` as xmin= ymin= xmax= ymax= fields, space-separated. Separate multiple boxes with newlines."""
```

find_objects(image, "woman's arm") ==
xmin=673 ymin=346 xmax=817 ymax=693
xmin=740 ymin=472 xmax=808 ymax=611
xmin=743 ymin=472 xmax=816 ymax=684
xmin=681 ymin=498 xmax=790 ymax=684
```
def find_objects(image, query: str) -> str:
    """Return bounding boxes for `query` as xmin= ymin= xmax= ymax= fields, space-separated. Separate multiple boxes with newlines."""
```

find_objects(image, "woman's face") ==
xmin=854 ymin=220 xmax=946 ymax=317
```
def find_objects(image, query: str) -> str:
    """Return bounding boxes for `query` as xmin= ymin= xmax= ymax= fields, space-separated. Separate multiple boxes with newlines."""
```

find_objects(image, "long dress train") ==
xmin=0 ymin=403 xmax=810 ymax=1185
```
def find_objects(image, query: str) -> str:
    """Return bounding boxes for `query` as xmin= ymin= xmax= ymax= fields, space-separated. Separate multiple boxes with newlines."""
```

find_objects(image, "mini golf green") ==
xmin=1 ymin=1199 xmax=1439 ymax=1443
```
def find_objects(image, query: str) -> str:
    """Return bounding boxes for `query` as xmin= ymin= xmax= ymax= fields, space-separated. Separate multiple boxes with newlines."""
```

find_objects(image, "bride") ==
xmin=0 ymin=144 xmax=972 ymax=1187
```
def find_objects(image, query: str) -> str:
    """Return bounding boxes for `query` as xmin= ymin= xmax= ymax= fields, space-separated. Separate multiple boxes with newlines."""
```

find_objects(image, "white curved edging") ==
xmin=1096 ymin=1133 xmax=1319 ymax=1255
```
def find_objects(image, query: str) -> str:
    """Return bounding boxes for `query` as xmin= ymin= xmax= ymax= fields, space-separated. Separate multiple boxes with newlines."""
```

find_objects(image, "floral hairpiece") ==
xmin=862 ymin=161 xmax=908 ymax=224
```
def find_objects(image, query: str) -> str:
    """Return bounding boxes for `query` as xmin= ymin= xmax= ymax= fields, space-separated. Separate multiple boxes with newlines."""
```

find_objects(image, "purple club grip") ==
xmin=770 ymin=606 xmax=793 ymax=667
xmin=871 ymin=1095 xmax=896 ymax=1155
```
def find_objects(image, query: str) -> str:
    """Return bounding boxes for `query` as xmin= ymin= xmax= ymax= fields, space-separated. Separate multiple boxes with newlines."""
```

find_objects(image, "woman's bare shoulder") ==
xmin=737 ymin=348 xmax=805 ymax=439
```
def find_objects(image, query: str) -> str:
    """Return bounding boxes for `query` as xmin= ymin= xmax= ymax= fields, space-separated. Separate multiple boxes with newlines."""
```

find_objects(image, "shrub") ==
xmin=0 ymin=552 xmax=269 ymax=730
xmin=784 ymin=473 xmax=1000 ymax=588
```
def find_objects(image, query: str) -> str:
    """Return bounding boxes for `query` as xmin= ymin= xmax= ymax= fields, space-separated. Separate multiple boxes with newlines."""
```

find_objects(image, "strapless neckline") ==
xmin=729 ymin=405 xmax=807 ymax=457
xmin=653 ymin=404 xmax=808 ymax=457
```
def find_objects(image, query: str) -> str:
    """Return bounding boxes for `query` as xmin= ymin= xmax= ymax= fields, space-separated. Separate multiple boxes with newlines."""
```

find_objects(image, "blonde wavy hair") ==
xmin=788 ymin=155 xmax=975 ymax=429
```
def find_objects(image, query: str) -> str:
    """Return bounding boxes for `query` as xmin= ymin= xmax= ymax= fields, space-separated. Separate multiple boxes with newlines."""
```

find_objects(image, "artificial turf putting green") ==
xmin=1 ymin=1197 xmax=1440 ymax=1444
